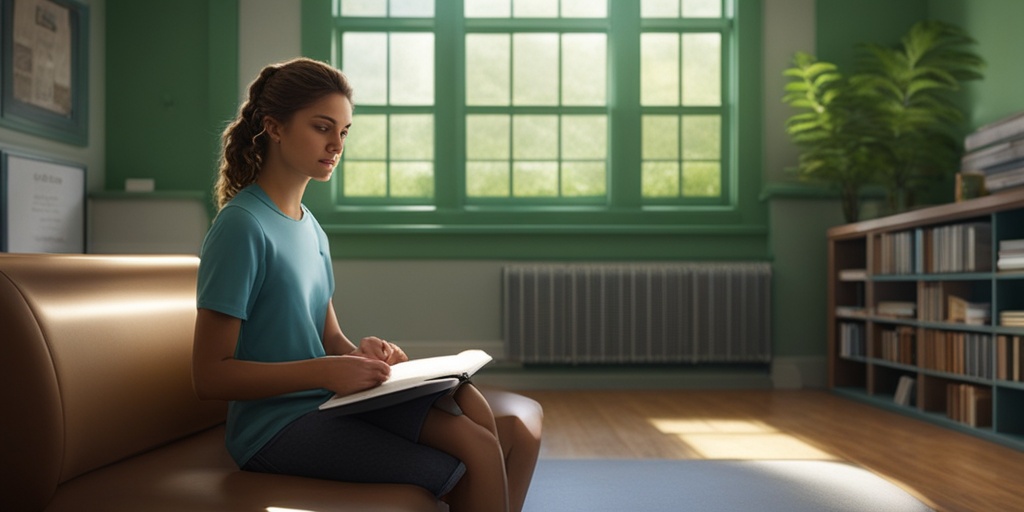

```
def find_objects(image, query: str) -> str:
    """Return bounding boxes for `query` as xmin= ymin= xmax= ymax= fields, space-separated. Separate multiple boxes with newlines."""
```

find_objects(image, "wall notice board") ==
xmin=1 ymin=150 xmax=86 ymax=253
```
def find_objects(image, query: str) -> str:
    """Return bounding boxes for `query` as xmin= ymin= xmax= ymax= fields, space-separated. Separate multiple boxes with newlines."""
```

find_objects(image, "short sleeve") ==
xmin=197 ymin=206 xmax=266 ymax=320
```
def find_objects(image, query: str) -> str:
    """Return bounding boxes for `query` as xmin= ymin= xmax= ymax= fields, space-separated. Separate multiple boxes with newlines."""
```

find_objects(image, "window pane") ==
xmin=562 ymin=34 xmax=606 ymax=106
xmin=390 ymin=0 xmax=433 ymax=17
xmin=682 ymin=0 xmax=721 ymax=18
xmin=562 ymin=115 xmax=606 ymax=160
xmin=342 ymin=33 xmax=388 ymax=105
xmin=642 ymin=162 xmax=680 ymax=198
xmin=513 ymin=162 xmax=558 ymax=196
xmin=682 ymin=33 xmax=720 ymax=106
xmin=514 ymin=0 xmax=557 ymax=18
xmin=642 ymin=115 xmax=679 ymax=160
xmin=641 ymin=0 xmax=679 ymax=18
xmin=344 ymin=161 xmax=387 ymax=196
xmin=513 ymin=33 xmax=558 ymax=105
xmin=467 ymin=162 xmax=510 ymax=197
xmin=682 ymin=161 xmax=720 ymax=196
xmin=513 ymin=115 xmax=558 ymax=159
xmin=390 ymin=33 xmax=434 ymax=105
xmin=562 ymin=162 xmax=606 ymax=196
xmin=465 ymin=0 xmax=511 ymax=17
xmin=467 ymin=115 xmax=510 ymax=159
xmin=562 ymin=0 xmax=607 ymax=18
xmin=341 ymin=0 xmax=386 ymax=17
xmin=391 ymin=162 xmax=434 ymax=197
xmin=345 ymin=114 xmax=387 ymax=159
xmin=466 ymin=34 xmax=510 ymax=106
xmin=640 ymin=33 xmax=679 ymax=106
xmin=682 ymin=115 xmax=720 ymax=160
xmin=390 ymin=114 xmax=433 ymax=160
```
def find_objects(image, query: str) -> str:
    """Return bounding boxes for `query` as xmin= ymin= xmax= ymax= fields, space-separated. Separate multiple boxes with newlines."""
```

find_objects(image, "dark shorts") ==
xmin=242 ymin=391 xmax=465 ymax=497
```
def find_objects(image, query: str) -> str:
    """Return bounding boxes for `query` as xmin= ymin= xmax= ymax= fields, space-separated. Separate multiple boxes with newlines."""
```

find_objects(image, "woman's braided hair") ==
xmin=214 ymin=57 xmax=354 ymax=210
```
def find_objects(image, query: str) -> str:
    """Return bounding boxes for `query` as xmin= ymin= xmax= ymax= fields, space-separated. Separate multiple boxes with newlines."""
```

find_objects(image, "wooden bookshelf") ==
xmin=828 ymin=187 xmax=1024 ymax=450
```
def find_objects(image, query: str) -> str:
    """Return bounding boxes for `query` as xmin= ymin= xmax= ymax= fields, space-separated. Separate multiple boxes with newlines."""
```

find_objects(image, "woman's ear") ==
xmin=264 ymin=117 xmax=283 ymax=144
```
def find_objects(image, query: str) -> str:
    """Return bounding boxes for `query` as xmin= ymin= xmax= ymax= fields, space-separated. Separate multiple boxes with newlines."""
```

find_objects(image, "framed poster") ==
xmin=1 ymin=150 xmax=86 ymax=253
xmin=0 ymin=0 xmax=89 ymax=145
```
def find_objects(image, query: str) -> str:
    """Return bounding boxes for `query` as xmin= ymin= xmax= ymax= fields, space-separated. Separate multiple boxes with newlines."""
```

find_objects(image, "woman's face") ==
xmin=272 ymin=92 xmax=353 ymax=183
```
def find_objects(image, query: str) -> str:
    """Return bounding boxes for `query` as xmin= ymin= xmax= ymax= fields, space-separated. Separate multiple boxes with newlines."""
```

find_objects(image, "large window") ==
xmin=332 ymin=0 xmax=736 ymax=211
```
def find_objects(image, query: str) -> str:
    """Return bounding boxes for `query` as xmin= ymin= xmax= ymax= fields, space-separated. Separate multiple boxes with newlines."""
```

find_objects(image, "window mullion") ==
xmin=608 ymin=0 xmax=642 ymax=209
xmin=434 ymin=0 xmax=461 ymax=210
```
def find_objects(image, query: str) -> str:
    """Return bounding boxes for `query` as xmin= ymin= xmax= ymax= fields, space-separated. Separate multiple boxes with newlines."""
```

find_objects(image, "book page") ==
xmin=319 ymin=349 xmax=492 ymax=410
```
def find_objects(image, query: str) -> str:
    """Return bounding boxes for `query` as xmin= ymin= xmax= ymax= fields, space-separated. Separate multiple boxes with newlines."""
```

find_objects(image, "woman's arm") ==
xmin=192 ymin=307 xmax=390 ymax=401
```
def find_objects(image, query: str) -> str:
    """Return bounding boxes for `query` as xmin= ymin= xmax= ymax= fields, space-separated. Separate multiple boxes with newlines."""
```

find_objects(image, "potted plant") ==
xmin=853 ymin=20 xmax=985 ymax=212
xmin=782 ymin=20 xmax=984 ymax=222
xmin=782 ymin=52 xmax=884 ymax=222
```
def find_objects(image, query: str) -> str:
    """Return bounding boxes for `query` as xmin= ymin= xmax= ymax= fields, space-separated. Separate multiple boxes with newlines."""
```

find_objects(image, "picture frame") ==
xmin=0 ymin=0 xmax=89 ymax=145
xmin=1 ymin=149 xmax=86 ymax=253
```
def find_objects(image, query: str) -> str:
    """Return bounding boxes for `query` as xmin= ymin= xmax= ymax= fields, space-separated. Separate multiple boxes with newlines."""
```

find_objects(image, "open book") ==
xmin=318 ymin=349 xmax=493 ymax=413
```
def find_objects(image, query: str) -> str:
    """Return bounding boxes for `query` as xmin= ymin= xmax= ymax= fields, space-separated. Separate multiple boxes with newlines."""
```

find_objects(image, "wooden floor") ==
xmin=517 ymin=389 xmax=1024 ymax=512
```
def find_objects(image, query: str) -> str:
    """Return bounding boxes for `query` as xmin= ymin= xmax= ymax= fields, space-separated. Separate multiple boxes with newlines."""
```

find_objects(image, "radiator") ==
xmin=503 ymin=263 xmax=772 ymax=364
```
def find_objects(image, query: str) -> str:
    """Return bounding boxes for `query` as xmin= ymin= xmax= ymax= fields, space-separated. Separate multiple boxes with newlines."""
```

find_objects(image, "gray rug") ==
xmin=523 ymin=459 xmax=933 ymax=512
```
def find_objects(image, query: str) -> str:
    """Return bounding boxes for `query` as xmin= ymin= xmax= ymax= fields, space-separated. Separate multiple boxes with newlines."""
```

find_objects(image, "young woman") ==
xmin=192 ymin=57 xmax=512 ymax=511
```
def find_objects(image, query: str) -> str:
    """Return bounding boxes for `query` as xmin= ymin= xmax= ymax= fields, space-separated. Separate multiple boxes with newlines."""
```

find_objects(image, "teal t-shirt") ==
xmin=197 ymin=184 xmax=335 ymax=466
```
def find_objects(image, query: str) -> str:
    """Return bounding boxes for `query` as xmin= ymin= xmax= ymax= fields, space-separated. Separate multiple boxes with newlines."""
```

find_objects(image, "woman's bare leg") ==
xmin=419 ymin=393 xmax=509 ymax=512
xmin=453 ymin=386 xmax=542 ymax=512
xmin=481 ymin=389 xmax=543 ymax=512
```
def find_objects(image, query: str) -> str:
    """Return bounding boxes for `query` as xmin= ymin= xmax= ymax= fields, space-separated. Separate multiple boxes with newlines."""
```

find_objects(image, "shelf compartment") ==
xmin=995 ymin=386 xmax=1024 ymax=437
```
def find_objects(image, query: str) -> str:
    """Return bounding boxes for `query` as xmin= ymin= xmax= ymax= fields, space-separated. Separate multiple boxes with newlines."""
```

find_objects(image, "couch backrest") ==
xmin=0 ymin=254 xmax=227 ymax=511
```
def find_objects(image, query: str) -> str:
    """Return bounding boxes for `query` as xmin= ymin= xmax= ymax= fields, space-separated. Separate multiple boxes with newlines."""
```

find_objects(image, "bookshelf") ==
xmin=828 ymin=187 xmax=1024 ymax=450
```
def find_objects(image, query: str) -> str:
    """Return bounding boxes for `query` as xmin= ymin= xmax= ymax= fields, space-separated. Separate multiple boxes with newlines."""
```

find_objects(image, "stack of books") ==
xmin=946 ymin=296 xmax=991 ymax=325
xmin=1000 ymin=310 xmax=1024 ymax=327
xmin=997 ymin=239 xmax=1024 ymax=271
xmin=961 ymin=111 xmax=1024 ymax=193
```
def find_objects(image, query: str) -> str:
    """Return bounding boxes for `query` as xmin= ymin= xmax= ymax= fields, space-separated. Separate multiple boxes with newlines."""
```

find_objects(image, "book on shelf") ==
xmin=997 ymin=335 xmax=1024 ymax=381
xmin=838 ymin=322 xmax=866 ymax=358
xmin=999 ymin=310 xmax=1024 ymax=327
xmin=964 ymin=110 xmax=1024 ymax=152
xmin=946 ymin=296 xmax=991 ymax=325
xmin=946 ymin=383 xmax=992 ymax=428
xmin=875 ymin=301 xmax=916 ymax=318
xmin=982 ymin=160 xmax=1024 ymax=192
xmin=835 ymin=305 xmax=866 ymax=317
xmin=996 ymin=257 xmax=1024 ymax=271
xmin=318 ymin=350 xmax=493 ymax=413
xmin=961 ymin=137 xmax=1024 ymax=172
xmin=1000 ymin=238 xmax=1024 ymax=252
xmin=893 ymin=375 xmax=916 ymax=406
xmin=880 ymin=326 xmax=916 ymax=365
xmin=838 ymin=268 xmax=867 ymax=281
xmin=926 ymin=222 xmax=991 ymax=273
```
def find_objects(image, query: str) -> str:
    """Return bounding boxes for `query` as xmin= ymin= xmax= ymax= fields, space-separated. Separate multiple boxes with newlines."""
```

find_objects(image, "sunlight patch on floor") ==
xmin=649 ymin=418 xmax=838 ymax=460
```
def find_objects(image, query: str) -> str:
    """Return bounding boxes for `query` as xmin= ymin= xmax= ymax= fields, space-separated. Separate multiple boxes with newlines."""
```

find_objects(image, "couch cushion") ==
xmin=44 ymin=425 xmax=441 ymax=512
xmin=0 ymin=254 xmax=227 ymax=510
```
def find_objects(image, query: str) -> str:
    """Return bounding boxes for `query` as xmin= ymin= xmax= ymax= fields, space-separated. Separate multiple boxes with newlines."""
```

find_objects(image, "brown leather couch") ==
xmin=0 ymin=254 xmax=541 ymax=511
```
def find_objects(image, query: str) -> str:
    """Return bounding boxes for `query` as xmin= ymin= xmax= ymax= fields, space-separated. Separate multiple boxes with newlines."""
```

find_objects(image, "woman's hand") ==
xmin=320 ymin=355 xmax=391 ymax=395
xmin=354 ymin=336 xmax=409 ymax=365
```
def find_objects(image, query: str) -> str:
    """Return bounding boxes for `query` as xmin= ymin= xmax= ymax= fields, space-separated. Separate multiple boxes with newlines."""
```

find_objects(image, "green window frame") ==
xmin=299 ymin=0 xmax=764 ymax=244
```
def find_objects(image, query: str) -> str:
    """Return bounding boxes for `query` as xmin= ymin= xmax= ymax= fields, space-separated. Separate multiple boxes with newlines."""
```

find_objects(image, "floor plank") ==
xmin=518 ymin=389 xmax=1024 ymax=512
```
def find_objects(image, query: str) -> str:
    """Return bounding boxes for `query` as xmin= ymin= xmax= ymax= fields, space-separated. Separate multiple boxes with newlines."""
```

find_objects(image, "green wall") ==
xmin=105 ymin=0 xmax=236 ymax=197
xmin=815 ymin=0 xmax=929 ymax=72
xmin=928 ymin=0 xmax=1024 ymax=128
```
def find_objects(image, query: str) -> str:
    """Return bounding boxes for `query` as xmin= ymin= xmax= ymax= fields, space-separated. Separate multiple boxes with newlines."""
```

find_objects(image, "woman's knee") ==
xmin=422 ymin=408 xmax=502 ymax=463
